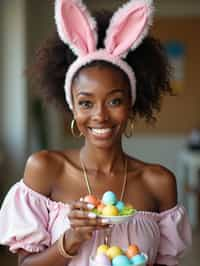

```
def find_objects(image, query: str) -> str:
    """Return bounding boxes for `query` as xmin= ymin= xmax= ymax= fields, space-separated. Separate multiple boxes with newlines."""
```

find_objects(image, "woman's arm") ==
xmin=19 ymin=151 xmax=109 ymax=266
xmin=18 ymin=239 xmax=71 ymax=266
xmin=18 ymin=201 xmax=109 ymax=266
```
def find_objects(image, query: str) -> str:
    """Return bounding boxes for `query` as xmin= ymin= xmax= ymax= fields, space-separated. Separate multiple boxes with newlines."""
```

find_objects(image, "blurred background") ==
xmin=0 ymin=0 xmax=200 ymax=265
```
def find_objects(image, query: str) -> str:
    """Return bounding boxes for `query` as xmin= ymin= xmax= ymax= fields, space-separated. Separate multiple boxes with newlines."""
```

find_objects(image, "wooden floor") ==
xmin=0 ymin=230 xmax=199 ymax=265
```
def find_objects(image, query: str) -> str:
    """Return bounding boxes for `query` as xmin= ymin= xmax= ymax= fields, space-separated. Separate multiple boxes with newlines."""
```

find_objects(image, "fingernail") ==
xmin=87 ymin=203 xmax=95 ymax=209
xmin=101 ymin=218 xmax=110 ymax=224
xmin=88 ymin=212 xmax=97 ymax=218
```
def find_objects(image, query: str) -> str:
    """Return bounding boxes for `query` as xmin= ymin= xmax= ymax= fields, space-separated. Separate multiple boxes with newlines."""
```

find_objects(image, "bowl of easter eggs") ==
xmin=90 ymin=244 xmax=148 ymax=266
xmin=83 ymin=191 xmax=136 ymax=224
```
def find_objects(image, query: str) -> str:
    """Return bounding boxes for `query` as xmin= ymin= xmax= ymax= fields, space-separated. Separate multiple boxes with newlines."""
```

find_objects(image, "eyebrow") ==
xmin=76 ymin=89 xmax=125 ymax=97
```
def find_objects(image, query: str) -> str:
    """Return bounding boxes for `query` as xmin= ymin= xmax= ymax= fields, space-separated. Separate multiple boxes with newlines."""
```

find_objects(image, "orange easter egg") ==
xmin=84 ymin=195 xmax=100 ymax=206
xmin=97 ymin=203 xmax=105 ymax=212
xmin=126 ymin=245 xmax=140 ymax=259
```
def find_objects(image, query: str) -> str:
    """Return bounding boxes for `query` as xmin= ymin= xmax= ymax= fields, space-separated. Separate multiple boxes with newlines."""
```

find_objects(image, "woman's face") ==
xmin=72 ymin=65 xmax=132 ymax=149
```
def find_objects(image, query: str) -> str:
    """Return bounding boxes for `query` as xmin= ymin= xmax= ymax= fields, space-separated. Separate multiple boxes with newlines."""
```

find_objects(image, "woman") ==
xmin=0 ymin=1 xmax=191 ymax=266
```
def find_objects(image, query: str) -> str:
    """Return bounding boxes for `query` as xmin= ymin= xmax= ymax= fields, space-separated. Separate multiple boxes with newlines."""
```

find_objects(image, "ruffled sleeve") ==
xmin=156 ymin=205 xmax=192 ymax=266
xmin=0 ymin=181 xmax=51 ymax=253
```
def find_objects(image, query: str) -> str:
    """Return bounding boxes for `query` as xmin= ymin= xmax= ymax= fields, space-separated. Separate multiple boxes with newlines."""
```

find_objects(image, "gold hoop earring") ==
xmin=124 ymin=118 xmax=134 ymax=138
xmin=70 ymin=119 xmax=82 ymax=138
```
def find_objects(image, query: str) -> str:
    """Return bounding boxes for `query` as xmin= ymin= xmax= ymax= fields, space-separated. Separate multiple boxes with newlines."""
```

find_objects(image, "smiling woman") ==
xmin=72 ymin=64 xmax=131 ymax=149
xmin=0 ymin=1 xmax=191 ymax=266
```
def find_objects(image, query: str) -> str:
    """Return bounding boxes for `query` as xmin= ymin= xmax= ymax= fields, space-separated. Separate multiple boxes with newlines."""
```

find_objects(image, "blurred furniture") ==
xmin=176 ymin=149 xmax=200 ymax=228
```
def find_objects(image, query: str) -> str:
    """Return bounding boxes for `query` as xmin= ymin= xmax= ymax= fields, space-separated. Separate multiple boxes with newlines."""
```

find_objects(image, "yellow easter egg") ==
xmin=106 ymin=246 xmax=123 ymax=259
xmin=97 ymin=244 xmax=109 ymax=255
xmin=102 ymin=205 xmax=119 ymax=216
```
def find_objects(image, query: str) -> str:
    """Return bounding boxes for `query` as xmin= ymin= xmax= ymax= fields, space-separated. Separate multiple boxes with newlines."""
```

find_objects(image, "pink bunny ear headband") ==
xmin=55 ymin=0 xmax=154 ymax=110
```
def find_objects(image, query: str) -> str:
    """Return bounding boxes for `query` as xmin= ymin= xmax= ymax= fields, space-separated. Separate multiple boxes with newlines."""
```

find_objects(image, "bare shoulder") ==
xmin=23 ymin=150 xmax=66 ymax=197
xmin=143 ymin=163 xmax=177 ymax=211
xmin=128 ymin=156 xmax=177 ymax=212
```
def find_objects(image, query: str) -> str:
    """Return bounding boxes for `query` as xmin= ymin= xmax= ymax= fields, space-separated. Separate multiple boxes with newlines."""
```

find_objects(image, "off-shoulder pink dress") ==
xmin=0 ymin=180 xmax=192 ymax=266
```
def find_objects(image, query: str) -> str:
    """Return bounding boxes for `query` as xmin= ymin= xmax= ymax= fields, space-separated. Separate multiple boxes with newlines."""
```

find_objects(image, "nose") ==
xmin=92 ymin=103 xmax=109 ymax=122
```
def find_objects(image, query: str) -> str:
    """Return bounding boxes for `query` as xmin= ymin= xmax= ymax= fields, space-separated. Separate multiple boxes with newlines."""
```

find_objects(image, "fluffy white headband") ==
xmin=55 ymin=0 xmax=154 ymax=110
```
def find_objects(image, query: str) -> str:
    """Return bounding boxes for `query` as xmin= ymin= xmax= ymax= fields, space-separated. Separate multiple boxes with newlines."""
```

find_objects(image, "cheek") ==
xmin=111 ymin=111 xmax=129 ymax=130
xmin=74 ymin=111 xmax=89 ymax=130
xmin=114 ymin=107 xmax=130 ymax=121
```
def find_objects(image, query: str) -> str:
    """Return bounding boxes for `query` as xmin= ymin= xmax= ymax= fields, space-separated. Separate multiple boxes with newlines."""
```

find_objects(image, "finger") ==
xmin=70 ymin=201 xmax=95 ymax=211
xmin=70 ymin=217 xmax=110 ymax=228
xmin=76 ymin=227 xmax=94 ymax=241
xmin=69 ymin=210 xmax=97 ymax=220
xmin=74 ymin=226 xmax=98 ymax=234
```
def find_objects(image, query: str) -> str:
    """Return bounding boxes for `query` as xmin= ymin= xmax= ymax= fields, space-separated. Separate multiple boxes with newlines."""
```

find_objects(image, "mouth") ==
xmin=88 ymin=127 xmax=115 ymax=139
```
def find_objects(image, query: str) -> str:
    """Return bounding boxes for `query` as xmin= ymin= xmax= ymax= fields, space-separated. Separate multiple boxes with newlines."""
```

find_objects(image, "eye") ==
xmin=78 ymin=100 xmax=93 ymax=109
xmin=108 ymin=98 xmax=122 ymax=107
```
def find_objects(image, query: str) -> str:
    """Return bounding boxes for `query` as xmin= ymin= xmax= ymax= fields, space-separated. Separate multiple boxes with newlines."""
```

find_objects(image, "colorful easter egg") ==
xmin=102 ymin=205 xmax=119 ymax=216
xmin=106 ymin=246 xmax=122 ymax=260
xmin=97 ymin=202 xmax=106 ymax=212
xmin=126 ymin=245 xmax=140 ymax=259
xmin=130 ymin=254 xmax=147 ymax=265
xmin=97 ymin=244 xmax=109 ymax=255
xmin=112 ymin=255 xmax=132 ymax=266
xmin=102 ymin=191 xmax=117 ymax=205
xmin=84 ymin=195 xmax=100 ymax=206
xmin=94 ymin=253 xmax=111 ymax=266
xmin=115 ymin=201 xmax=125 ymax=211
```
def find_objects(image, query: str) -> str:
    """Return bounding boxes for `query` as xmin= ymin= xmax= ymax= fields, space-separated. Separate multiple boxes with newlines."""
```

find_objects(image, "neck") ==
xmin=80 ymin=140 xmax=125 ymax=175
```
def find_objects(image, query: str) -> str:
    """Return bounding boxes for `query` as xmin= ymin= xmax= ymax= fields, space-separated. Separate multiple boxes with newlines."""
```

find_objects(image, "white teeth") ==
xmin=91 ymin=128 xmax=112 ymax=135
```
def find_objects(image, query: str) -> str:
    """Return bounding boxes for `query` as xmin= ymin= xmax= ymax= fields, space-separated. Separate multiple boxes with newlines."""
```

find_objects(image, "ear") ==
xmin=104 ymin=0 xmax=154 ymax=57
xmin=55 ymin=0 xmax=97 ymax=56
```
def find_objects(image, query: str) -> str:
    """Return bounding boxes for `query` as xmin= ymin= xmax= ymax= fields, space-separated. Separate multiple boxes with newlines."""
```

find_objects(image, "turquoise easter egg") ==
xmin=112 ymin=255 xmax=132 ymax=266
xmin=115 ymin=201 xmax=125 ymax=211
xmin=102 ymin=191 xmax=117 ymax=205
xmin=130 ymin=254 xmax=147 ymax=265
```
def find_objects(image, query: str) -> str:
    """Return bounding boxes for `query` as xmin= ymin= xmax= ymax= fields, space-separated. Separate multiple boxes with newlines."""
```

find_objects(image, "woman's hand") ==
xmin=64 ymin=200 xmax=110 ymax=255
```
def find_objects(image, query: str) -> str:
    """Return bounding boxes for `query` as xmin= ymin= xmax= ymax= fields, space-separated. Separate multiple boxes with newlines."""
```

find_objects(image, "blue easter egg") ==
xmin=112 ymin=255 xmax=132 ymax=266
xmin=102 ymin=191 xmax=117 ymax=205
xmin=115 ymin=201 xmax=125 ymax=211
xmin=130 ymin=254 xmax=146 ymax=265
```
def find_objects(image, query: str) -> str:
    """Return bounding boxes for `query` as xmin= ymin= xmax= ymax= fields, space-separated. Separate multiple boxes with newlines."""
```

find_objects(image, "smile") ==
xmin=91 ymin=128 xmax=112 ymax=135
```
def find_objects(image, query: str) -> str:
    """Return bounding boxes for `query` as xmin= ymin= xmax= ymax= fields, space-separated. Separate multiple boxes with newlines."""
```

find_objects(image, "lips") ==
xmin=88 ymin=127 xmax=115 ymax=139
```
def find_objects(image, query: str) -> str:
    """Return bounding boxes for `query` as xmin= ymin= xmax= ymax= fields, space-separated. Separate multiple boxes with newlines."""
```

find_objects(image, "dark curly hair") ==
xmin=29 ymin=11 xmax=172 ymax=123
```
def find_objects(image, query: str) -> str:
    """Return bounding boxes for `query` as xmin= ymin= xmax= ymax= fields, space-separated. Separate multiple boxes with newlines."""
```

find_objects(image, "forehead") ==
xmin=72 ymin=64 xmax=130 ymax=94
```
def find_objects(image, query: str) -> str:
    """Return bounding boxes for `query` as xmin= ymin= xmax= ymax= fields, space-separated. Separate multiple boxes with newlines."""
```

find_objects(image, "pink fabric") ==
xmin=0 ymin=180 xmax=192 ymax=266
xmin=105 ymin=4 xmax=148 ymax=57
xmin=65 ymin=49 xmax=136 ymax=110
xmin=55 ymin=0 xmax=97 ymax=56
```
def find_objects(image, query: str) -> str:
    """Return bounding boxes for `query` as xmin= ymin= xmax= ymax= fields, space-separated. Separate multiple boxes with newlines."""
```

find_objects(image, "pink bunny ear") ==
xmin=55 ymin=0 xmax=97 ymax=56
xmin=105 ymin=0 xmax=154 ymax=57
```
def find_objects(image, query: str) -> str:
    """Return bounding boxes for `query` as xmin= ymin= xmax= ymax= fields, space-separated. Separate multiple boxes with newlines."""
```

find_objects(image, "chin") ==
xmin=88 ymin=137 xmax=122 ymax=150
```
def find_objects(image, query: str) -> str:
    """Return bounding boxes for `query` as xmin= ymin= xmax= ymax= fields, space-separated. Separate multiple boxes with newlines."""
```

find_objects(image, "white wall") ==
xmin=123 ymin=135 xmax=186 ymax=174
xmin=1 ymin=0 xmax=27 ymax=180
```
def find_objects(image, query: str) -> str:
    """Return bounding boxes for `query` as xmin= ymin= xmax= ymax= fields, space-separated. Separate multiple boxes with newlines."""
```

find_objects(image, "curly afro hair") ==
xmin=29 ymin=11 xmax=172 ymax=123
